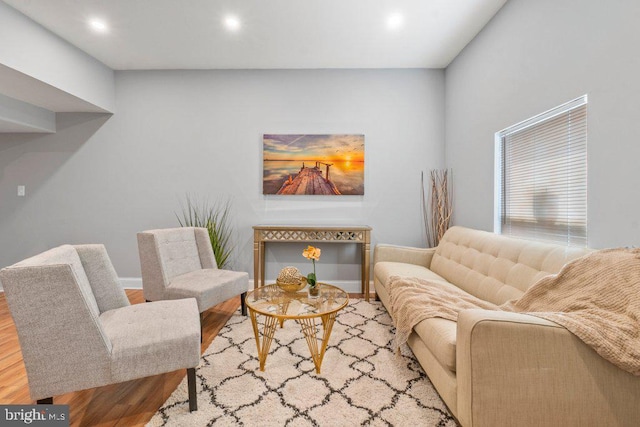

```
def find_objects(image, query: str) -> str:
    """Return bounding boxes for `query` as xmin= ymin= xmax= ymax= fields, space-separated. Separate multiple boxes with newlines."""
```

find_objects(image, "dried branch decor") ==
xmin=422 ymin=169 xmax=453 ymax=247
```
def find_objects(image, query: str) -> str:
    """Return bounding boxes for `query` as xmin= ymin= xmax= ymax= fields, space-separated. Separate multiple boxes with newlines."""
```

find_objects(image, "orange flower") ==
xmin=302 ymin=245 xmax=321 ymax=261
xmin=302 ymin=246 xmax=321 ymax=287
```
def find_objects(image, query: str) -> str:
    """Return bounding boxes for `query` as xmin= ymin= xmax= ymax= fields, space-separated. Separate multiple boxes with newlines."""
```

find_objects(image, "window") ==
xmin=495 ymin=96 xmax=587 ymax=246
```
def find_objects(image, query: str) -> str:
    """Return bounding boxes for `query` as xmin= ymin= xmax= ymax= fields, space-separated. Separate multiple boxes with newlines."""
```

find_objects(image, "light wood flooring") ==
xmin=0 ymin=289 xmax=366 ymax=426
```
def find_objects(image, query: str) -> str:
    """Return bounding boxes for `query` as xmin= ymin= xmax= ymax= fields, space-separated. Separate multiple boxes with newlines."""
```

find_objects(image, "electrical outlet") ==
xmin=17 ymin=185 xmax=25 ymax=197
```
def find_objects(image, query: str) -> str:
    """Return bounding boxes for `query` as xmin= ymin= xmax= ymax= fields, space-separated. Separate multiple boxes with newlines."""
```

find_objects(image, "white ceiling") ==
xmin=3 ymin=0 xmax=506 ymax=70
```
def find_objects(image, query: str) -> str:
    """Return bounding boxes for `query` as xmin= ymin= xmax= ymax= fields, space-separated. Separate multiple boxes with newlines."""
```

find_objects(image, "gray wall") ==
xmin=0 ymin=1 xmax=115 ymax=112
xmin=445 ymin=0 xmax=640 ymax=248
xmin=0 ymin=69 xmax=445 ymax=285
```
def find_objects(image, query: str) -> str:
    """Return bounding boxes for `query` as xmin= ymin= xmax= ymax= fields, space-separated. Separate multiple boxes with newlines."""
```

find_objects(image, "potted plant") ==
xmin=302 ymin=245 xmax=321 ymax=298
xmin=177 ymin=194 xmax=235 ymax=269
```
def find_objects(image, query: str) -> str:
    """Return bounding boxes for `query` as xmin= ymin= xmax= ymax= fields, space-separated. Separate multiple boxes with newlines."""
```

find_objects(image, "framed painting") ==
xmin=263 ymin=134 xmax=364 ymax=195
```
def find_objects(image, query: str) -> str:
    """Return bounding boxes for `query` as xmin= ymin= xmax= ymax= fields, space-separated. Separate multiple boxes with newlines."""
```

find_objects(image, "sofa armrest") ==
xmin=373 ymin=244 xmax=435 ymax=268
xmin=456 ymin=309 xmax=640 ymax=427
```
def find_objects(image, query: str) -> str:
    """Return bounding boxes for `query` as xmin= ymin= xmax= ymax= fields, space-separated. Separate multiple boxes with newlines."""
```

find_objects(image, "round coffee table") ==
xmin=245 ymin=283 xmax=348 ymax=373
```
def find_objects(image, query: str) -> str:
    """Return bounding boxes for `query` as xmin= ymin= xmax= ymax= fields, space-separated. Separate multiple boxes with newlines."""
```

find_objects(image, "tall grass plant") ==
xmin=177 ymin=195 xmax=235 ymax=269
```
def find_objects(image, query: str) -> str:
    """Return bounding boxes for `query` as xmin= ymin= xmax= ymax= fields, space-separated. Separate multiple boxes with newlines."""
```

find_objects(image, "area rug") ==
xmin=148 ymin=300 xmax=456 ymax=426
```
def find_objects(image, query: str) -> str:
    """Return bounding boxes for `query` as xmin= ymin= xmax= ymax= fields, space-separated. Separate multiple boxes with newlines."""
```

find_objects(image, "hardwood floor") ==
xmin=0 ymin=289 xmax=367 ymax=426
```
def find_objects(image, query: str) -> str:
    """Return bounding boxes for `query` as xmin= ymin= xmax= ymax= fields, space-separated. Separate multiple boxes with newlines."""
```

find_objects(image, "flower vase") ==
xmin=308 ymin=285 xmax=319 ymax=299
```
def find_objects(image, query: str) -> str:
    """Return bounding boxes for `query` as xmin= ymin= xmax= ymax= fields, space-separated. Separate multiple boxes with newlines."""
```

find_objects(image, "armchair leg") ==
xmin=241 ymin=292 xmax=247 ymax=316
xmin=199 ymin=312 xmax=204 ymax=343
xmin=187 ymin=368 xmax=197 ymax=412
xmin=37 ymin=397 xmax=53 ymax=404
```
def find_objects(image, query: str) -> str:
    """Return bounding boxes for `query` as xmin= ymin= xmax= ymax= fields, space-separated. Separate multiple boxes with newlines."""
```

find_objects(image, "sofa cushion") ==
xmin=375 ymin=261 xmax=461 ymax=372
xmin=101 ymin=298 xmax=200 ymax=382
xmin=430 ymin=226 xmax=590 ymax=305
xmin=414 ymin=317 xmax=457 ymax=372
xmin=166 ymin=269 xmax=249 ymax=313
xmin=374 ymin=261 xmax=449 ymax=291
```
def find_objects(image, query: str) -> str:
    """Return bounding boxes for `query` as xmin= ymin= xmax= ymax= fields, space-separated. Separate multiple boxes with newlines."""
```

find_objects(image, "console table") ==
xmin=253 ymin=225 xmax=372 ymax=301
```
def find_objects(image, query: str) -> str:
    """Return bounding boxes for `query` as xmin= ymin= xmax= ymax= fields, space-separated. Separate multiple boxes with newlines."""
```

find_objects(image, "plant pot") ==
xmin=308 ymin=286 xmax=319 ymax=299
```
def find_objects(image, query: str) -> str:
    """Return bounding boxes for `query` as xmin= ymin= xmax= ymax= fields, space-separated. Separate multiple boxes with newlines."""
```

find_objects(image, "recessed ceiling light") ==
xmin=224 ymin=15 xmax=241 ymax=32
xmin=387 ymin=13 xmax=404 ymax=31
xmin=88 ymin=18 xmax=109 ymax=34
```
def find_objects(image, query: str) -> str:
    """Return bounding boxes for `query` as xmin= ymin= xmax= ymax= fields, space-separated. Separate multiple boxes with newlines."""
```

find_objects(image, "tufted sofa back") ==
xmin=430 ymin=226 xmax=591 ymax=305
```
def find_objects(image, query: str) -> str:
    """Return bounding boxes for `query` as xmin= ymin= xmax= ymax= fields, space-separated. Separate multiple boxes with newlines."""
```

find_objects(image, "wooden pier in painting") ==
xmin=276 ymin=162 xmax=341 ymax=195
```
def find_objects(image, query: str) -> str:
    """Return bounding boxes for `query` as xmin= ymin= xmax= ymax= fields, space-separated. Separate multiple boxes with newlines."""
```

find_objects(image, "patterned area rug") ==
xmin=148 ymin=300 xmax=456 ymax=426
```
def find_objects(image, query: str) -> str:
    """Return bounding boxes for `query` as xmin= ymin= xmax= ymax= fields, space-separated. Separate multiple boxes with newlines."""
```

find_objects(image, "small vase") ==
xmin=308 ymin=285 xmax=319 ymax=299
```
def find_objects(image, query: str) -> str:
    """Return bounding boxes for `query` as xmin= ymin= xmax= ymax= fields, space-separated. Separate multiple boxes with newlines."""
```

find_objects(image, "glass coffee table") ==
xmin=245 ymin=283 xmax=348 ymax=374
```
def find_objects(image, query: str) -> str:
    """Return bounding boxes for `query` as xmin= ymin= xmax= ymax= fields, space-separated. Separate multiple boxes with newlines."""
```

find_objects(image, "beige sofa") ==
xmin=373 ymin=226 xmax=640 ymax=427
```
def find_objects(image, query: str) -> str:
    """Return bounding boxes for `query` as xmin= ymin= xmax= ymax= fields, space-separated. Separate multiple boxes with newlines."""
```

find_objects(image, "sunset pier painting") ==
xmin=263 ymin=134 xmax=364 ymax=195
xmin=277 ymin=162 xmax=341 ymax=195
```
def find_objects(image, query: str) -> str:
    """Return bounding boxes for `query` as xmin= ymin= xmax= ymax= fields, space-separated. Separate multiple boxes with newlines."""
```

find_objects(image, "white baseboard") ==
xmin=120 ymin=277 xmax=143 ymax=289
xmin=119 ymin=278 xmax=368 ymax=294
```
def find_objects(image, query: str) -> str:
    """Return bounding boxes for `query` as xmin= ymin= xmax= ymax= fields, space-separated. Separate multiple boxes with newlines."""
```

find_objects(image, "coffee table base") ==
xmin=249 ymin=309 xmax=338 ymax=374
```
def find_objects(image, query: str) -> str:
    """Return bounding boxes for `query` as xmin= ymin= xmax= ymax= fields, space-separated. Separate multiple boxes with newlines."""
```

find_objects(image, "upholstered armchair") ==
xmin=137 ymin=227 xmax=248 ymax=320
xmin=0 ymin=244 xmax=201 ymax=410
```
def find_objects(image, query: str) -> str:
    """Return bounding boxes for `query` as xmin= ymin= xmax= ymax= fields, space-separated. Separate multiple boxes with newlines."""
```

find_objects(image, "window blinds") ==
xmin=499 ymin=96 xmax=587 ymax=246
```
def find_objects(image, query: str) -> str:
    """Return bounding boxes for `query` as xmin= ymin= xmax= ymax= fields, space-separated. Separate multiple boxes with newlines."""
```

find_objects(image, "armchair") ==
xmin=137 ymin=227 xmax=248 ymax=319
xmin=0 ymin=244 xmax=201 ymax=410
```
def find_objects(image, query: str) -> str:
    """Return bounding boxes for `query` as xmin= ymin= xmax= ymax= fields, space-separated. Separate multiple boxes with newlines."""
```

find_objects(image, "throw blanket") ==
xmin=388 ymin=278 xmax=498 ymax=351
xmin=388 ymin=248 xmax=640 ymax=376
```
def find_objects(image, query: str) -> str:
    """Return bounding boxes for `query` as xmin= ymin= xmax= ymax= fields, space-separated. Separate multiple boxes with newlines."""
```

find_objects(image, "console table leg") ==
xmin=259 ymin=242 xmax=265 ymax=288
xmin=363 ymin=233 xmax=371 ymax=301
xmin=253 ymin=237 xmax=260 ymax=289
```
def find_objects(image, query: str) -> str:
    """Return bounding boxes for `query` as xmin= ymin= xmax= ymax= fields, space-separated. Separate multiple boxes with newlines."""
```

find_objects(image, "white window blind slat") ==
xmin=497 ymin=95 xmax=588 ymax=247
